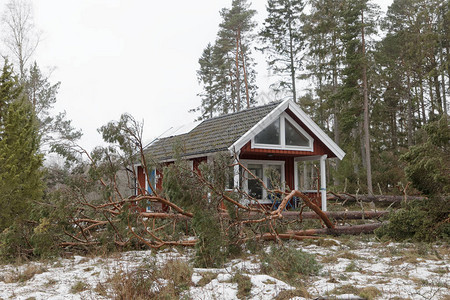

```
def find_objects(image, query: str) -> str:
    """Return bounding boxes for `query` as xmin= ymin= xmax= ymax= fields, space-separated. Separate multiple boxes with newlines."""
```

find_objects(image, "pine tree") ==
xmin=258 ymin=0 xmax=305 ymax=101
xmin=336 ymin=0 xmax=379 ymax=194
xmin=218 ymin=0 xmax=257 ymax=111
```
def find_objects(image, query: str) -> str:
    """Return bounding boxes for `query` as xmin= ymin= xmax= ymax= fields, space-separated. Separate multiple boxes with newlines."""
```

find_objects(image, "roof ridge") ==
xmin=199 ymin=101 xmax=281 ymax=124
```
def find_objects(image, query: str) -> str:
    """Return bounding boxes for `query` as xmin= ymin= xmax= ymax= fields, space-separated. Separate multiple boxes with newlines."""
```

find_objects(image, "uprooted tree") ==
xmin=40 ymin=114 xmax=385 ymax=266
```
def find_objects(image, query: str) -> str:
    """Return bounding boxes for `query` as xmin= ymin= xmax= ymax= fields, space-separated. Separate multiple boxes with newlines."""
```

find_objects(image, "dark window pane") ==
xmin=255 ymin=119 xmax=280 ymax=145
xmin=266 ymin=165 xmax=281 ymax=190
xmin=285 ymin=119 xmax=310 ymax=146
xmin=248 ymin=164 xmax=263 ymax=199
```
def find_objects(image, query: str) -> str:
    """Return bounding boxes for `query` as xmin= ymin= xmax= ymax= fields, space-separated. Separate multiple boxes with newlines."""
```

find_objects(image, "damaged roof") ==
xmin=145 ymin=101 xmax=280 ymax=161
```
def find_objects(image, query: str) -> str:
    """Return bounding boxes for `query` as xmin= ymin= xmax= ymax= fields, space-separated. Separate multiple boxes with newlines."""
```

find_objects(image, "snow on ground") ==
xmin=0 ymin=237 xmax=448 ymax=300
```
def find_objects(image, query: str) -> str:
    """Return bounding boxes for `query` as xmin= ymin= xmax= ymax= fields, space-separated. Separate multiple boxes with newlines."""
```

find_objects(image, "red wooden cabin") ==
xmin=135 ymin=99 xmax=345 ymax=211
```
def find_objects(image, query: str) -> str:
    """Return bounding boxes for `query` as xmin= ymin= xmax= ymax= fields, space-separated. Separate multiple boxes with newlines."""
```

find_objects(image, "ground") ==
xmin=0 ymin=236 xmax=448 ymax=300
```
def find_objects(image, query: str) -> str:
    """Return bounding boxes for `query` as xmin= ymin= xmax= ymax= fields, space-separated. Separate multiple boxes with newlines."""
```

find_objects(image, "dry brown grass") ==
xmin=275 ymin=287 xmax=310 ymax=300
xmin=337 ymin=250 xmax=362 ymax=260
xmin=109 ymin=259 xmax=192 ymax=300
xmin=2 ymin=264 xmax=47 ymax=283
xmin=196 ymin=272 xmax=217 ymax=287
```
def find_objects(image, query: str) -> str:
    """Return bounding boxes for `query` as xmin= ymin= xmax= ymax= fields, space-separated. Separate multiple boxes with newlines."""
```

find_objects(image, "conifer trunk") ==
xmin=239 ymin=39 xmax=250 ymax=109
xmin=288 ymin=20 xmax=297 ymax=102
xmin=235 ymin=29 xmax=241 ymax=112
xmin=407 ymin=74 xmax=413 ymax=147
xmin=361 ymin=10 xmax=373 ymax=195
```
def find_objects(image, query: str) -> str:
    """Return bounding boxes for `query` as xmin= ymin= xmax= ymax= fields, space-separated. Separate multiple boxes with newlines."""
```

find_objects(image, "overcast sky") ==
xmin=0 ymin=0 xmax=393 ymax=153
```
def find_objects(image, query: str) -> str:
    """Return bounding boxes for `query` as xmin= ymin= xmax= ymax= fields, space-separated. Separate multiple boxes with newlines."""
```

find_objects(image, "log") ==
xmin=219 ymin=210 xmax=388 ymax=221
xmin=140 ymin=212 xmax=191 ymax=220
xmin=328 ymin=193 xmax=426 ymax=204
xmin=288 ymin=222 xmax=385 ymax=236
xmin=292 ymin=210 xmax=388 ymax=220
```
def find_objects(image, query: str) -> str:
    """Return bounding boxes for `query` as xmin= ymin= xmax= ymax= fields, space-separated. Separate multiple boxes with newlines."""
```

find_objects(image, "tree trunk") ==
xmin=361 ymin=10 xmax=373 ymax=195
xmin=419 ymin=72 xmax=427 ymax=123
xmin=235 ymin=29 xmax=241 ymax=112
xmin=239 ymin=38 xmax=250 ymax=109
xmin=288 ymin=20 xmax=297 ymax=102
xmin=406 ymin=74 xmax=414 ymax=146
xmin=327 ymin=193 xmax=427 ymax=204
xmin=287 ymin=222 xmax=385 ymax=236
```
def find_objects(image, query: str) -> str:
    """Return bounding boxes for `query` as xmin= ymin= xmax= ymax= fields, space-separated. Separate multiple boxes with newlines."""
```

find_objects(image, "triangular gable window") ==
xmin=254 ymin=119 xmax=280 ymax=145
xmin=285 ymin=119 xmax=309 ymax=147
xmin=253 ymin=112 xmax=313 ymax=151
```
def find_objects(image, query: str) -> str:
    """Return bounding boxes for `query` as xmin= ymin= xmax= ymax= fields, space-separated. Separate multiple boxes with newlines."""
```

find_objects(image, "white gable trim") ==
xmin=228 ymin=99 xmax=346 ymax=160
xmin=250 ymin=112 xmax=314 ymax=152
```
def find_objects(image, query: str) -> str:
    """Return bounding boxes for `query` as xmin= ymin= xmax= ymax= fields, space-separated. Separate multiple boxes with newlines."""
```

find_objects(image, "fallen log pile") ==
xmin=327 ymin=192 xmax=426 ymax=204
xmin=222 ymin=210 xmax=388 ymax=221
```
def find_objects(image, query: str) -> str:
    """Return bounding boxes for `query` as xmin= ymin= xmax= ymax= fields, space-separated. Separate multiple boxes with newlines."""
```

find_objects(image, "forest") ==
xmin=0 ymin=0 xmax=449 ymax=299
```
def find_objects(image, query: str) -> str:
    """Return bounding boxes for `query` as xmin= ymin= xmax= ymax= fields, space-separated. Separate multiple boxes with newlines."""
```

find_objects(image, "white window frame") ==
xmin=240 ymin=159 xmax=285 ymax=203
xmin=251 ymin=112 xmax=314 ymax=152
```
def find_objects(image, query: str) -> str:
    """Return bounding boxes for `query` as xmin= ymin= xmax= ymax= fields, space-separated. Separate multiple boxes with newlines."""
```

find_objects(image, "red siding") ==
xmin=137 ymin=166 xmax=146 ymax=195
xmin=192 ymin=157 xmax=208 ymax=173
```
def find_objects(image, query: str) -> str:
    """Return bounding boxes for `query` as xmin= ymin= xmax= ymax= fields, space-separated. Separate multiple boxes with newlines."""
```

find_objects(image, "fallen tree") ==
xmin=327 ymin=192 xmax=426 ymax=204
xmin=49 ymin=114 xmax=388 ymax=263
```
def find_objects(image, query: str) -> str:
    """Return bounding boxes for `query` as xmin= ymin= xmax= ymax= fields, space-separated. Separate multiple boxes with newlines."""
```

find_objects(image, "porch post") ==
xmin=233 ymin=162 xmax=240 ymax=190
xmin=320 ymin=155 xmax=327 ymax=211
xmin=294 ymin=158 xmax=298 ymax=190
xmin=233 ymin=151 xmax=241 ymax=191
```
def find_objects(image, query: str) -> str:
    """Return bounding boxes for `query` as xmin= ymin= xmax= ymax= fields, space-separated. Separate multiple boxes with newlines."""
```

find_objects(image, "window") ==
xmin=247 ymin=164 xmax=263 ymax=199
xmin=254 ymin=119 xmax=280 ymax=145
xmin=241 ymin=160 xmax=285 ymax=201
xmin=146 ymin=168 xmax=156 ymax=195
xmin=285 ymin=119 xmax=309 ymax=146
xmin=253 ymin=113 xmax=313 ymax=151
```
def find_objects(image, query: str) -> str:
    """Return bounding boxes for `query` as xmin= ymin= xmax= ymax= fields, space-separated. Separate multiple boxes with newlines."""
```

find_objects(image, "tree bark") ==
xmin=327 ymin=193 xmax=426 ymax=204
xmin=361 ymin=9 xmax=373 ymax=195
xmin=287 ymin=222 xmax=385 ymax=236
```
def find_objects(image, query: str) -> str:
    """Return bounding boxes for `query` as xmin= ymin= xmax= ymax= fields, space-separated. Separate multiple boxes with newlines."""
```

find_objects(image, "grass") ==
xmin=2 ymin=264 xmax=47 ymax=283
xmin=275 ymin=288 xmax=310 ymax=300
xmin=260 ymin=246 xmax=321 ymax=285
xmin=70 ymin=280 xmax=89 ymax=293
xmin=109 ymin=259 xmax=192 ymax=299
xmin=337 ymin=250 xmax=362 ymax=260
xmin=328 ymin=284 xmax=381 ymax=299
xmin=344 ymin=261 xmax=359 ymax=272
xmin=231 ymin=272 xmax=252 ymax=299
xmin=196 ymin=271 xmax=217 ymax=287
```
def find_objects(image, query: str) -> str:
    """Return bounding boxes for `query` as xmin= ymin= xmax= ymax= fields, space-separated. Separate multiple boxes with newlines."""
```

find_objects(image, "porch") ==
xmin=234 ymin=154 xmax=329 ymax=211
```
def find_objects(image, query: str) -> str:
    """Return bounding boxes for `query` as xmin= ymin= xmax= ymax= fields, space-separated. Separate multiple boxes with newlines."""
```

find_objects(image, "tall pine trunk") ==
xmin=407 ymin=74 xmax=413 ymax=147
xmin=235 ymin=29 xmax=241 ymax=112
xmin=361 ymin=10 xmax=373 ymax=195
xmin=239 ymin=40 xmax=250 ymax=109
xmin=288 ymin=20 xmax=297 ymax=102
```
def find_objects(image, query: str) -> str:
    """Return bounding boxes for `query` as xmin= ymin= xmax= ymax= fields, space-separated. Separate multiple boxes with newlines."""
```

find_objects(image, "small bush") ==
xmin=375 ymin=197 xmax=450 ymax=242
xmin=261 ymin=246 xmax=321 ymax=284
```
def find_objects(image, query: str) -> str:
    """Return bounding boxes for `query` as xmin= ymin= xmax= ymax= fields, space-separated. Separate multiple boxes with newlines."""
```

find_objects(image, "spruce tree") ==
xmin=0 ymin=62 xmax=43 ymax=232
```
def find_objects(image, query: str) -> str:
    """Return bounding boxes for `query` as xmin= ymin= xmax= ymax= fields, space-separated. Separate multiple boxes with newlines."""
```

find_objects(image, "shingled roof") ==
xmin=146 ymin=101 xmax=281 ymax=161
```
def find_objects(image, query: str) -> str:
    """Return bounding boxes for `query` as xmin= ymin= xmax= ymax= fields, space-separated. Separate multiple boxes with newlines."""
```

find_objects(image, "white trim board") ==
xmin=229 ymin=99 xmax=345 ymax=160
